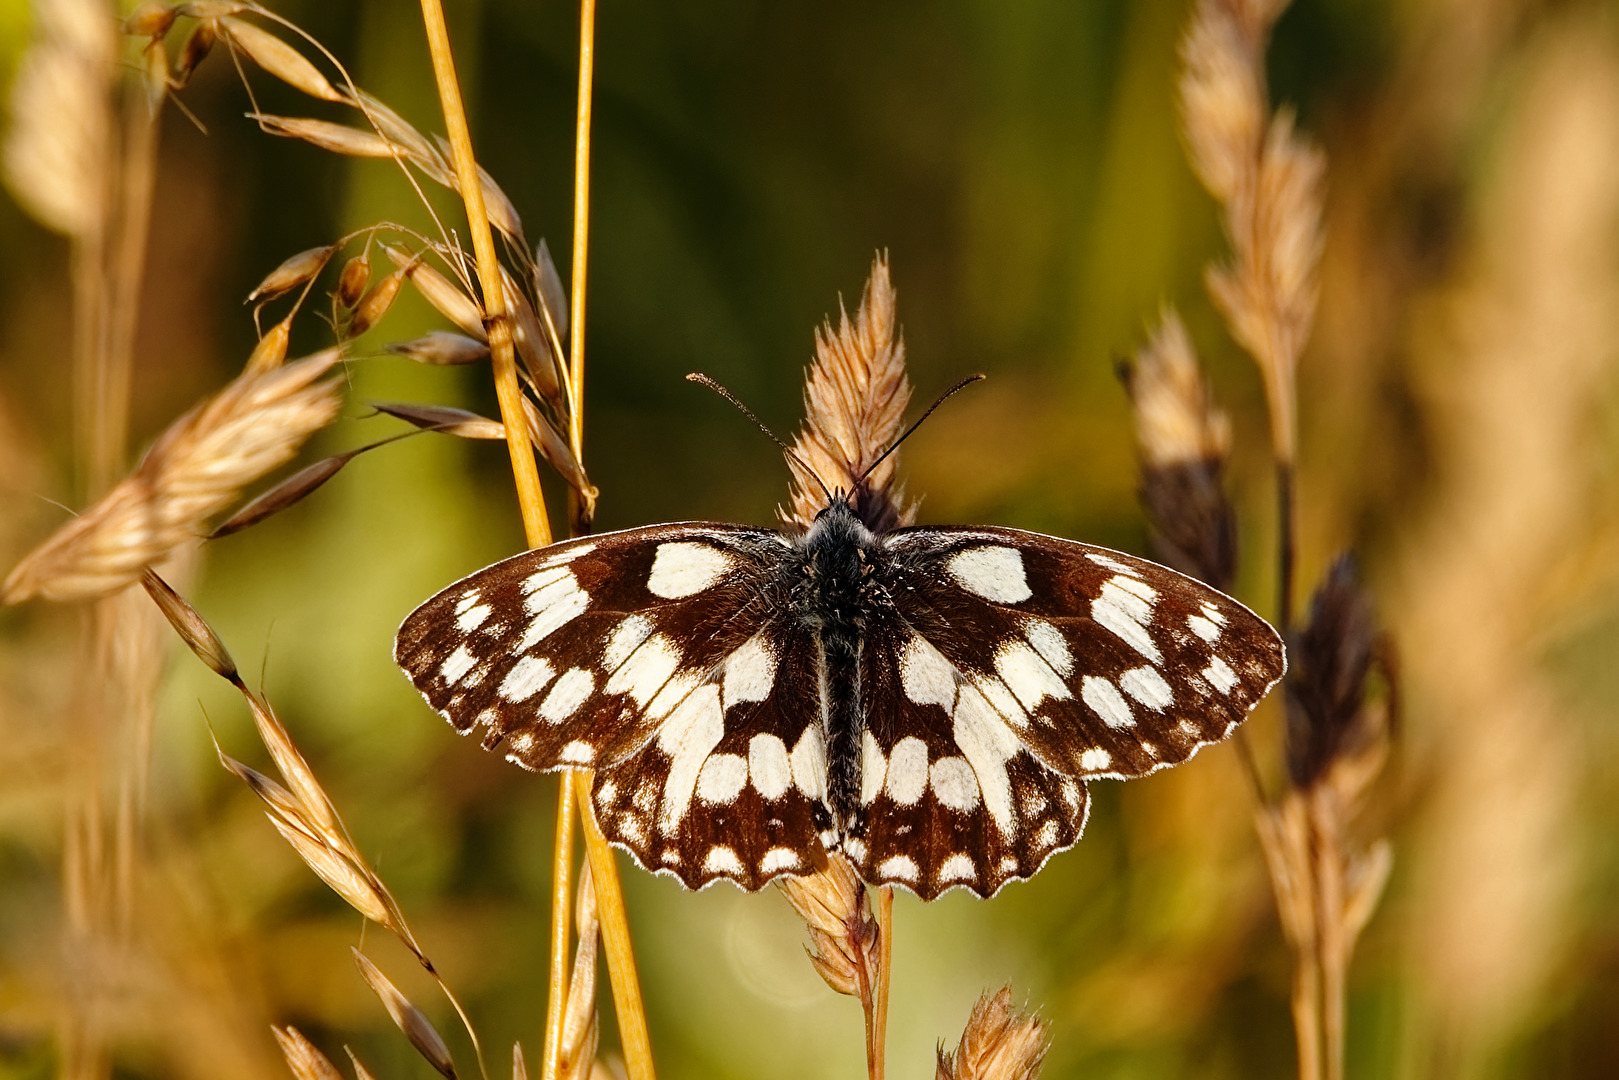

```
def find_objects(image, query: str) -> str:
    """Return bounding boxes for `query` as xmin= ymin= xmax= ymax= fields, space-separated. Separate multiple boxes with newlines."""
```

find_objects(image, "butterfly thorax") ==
xmin=789 ymin=495 xmax=884 ymax=839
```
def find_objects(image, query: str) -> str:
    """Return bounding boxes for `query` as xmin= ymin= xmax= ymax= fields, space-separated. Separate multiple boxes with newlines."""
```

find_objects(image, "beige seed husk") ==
xmin=122 ymin=1 xmax=177 ymax=37
xmin=935 ymin=987 xmax=1050 ymax=1080
xmin=387 ymin=246 xmax=486 ymax=339
xmin=251 ymin=112 xmax=396 ymax=158
xmin=347 ymin=266 xmax=404 ymax=337
xmin=249 ymin=244 xmax=337 ymax=302
xmin=1125 ymin=309 xmax=1231 ymax=467
xmin=521 ymin=399 xmax=595 ymax=501
xmin=501 ymin=266 xmax=560 ymax=401
xmin=245 ymin=315 xmax=292 ymax=373
xmin=173 ymin=19 xmax=217 ymax=89
xmin=533 ymin=237 xmax=569 ymax=341
xmin=141 ymin=568 xmax=238 ymax=680
xmin=245 ymin=691 xmax=341 ymax=842
xmin=512 ymin=1043 xmax=530 ymax=1080
xmin=335 ymin=251 xmax=371 ymax=309
xmin=352 ymin=948 xmax=458 ymax=1079
xmin=270 ymin=815 xmax=392 ymax=925
xmin=3 ymin=349 xmax=343 ymax=604
xmin=777 ymin=852 xmax=874 ymax=999
xmin=386 ymin=331 xmax=489 ymax=366
xmin=374 ymin=401 xmax=506 ymax=441
xmin=215 ymin=742 xmax=306 ymax=829
xmin=345 ymin=1048 xmax=380 ymax=1080
xmin=140 ymin=37 xmax=169 ymax=110
xmin=272 ymin=1026 xmax=345 ymax=1080
xmin=220 ymin=17 xmax=343 ymax=102
xmin=209 ymin=454 xmax=351 ymax=538
xmin=348 ymin=90 xmax=441 ymax=168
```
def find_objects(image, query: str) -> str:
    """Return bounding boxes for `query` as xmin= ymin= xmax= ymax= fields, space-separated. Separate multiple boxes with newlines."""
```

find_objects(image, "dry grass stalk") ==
xmin=934 ymin=988 xmax=1049 ymax=1080
xmin=556 ymin=865 xmax=602 ymax=1080
xmin=784 ymin=254 xmax=914 ymax=532
xmin=1120 ymin=310 xmax=1237 ymax=591
xmin=3 ymin=348 xmax=344 ymax=604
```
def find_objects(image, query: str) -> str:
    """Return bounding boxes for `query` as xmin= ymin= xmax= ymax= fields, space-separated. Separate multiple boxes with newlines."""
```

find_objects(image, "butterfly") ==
xmin=395 ymin=383 xmax=1286 ymax=899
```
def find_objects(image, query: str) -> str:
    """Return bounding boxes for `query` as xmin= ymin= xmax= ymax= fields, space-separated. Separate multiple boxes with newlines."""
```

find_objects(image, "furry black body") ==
xmin=786 ymin=493 xmax=884 ymax=840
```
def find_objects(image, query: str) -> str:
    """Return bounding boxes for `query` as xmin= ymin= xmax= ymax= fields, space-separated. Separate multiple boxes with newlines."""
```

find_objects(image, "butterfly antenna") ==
xmin=857 ymin=373 xmax=986 ymax=486
xmin=686 ymin=373 xmax=834 ymax=501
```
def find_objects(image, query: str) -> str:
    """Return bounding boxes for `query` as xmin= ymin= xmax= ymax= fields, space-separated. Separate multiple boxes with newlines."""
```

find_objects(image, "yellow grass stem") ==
xmin=416 ymin=0 xmax=551 ymax=549
xmin=541 ymin=773 xmax=575 ymax=1080
xmin=568 ymin=0 xmax=595 ymax=455
xmin=576 ymin=774 xmax=656 ymax=1080
xmin=872 ymin=885 xmax=893 ymax=1080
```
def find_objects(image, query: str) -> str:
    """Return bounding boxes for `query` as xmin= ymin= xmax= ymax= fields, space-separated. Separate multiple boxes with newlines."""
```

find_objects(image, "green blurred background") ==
xmin=3 ymin=0 xmax=1619 ymax=1077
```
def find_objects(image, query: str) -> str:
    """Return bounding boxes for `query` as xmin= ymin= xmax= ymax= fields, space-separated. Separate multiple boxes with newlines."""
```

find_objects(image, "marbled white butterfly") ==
xmin=395 ymin=389 xmax=1285 ymax=899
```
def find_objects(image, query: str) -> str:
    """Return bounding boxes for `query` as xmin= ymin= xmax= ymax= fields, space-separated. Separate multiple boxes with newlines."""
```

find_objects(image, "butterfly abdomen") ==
xmin=792 ymin=497 xmax=882 ymax=837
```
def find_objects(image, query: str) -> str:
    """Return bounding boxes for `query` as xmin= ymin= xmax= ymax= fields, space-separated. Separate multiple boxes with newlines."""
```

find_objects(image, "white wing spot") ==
xmin=499 ymin=656 xmax=556 ymax=702
xmin=616 ymin=811 xmax=647 ymax=845
xmin=930 ymin=756 xmax=981 ymax=813
xmin=1119 ymin=665 xmax=1174 ymax=710
xmin=1023 ymin=619 xmax=1073 ymax=676
xmin=507 ymin=730 xmax=534 ymax=754
xmin=539 ymin=668 xmax=595 ymax=722
xmin=1035 ymin=820 xmax=1060 ymax=848
xmin=876 ymin=855 xmax=919 ymax=882
xmin=951 ymin=686 xmax=1019 ymax=832
xmin=1177 ymin=719 xmax=1200 ymax=738
xmin=1187 ymin=614 xmax=1221 ymax=643
xmin=1203 ymin=656 xmax=1239 ymax=694
xmin=972 ymin=674 xmax=1030 ymax=729
xmin=843 ymin=837 xmax=868 ymax=864
xmin=646 ymin=542 xmax=732 ymax=599
xmin=748 ymin=733 xmax=792 ymax=800
xmin=938 ymin=854 xmax=976 ymax=883
xmin=453 ymin=591 xmax=481 ymax=615
xmin=995 ymin=641 xmax=1072 ymax=711
xmin=606 ymin=634 xmax=681 ymax=707
xmin=884 ymin=737 xmax=929 ymax=806
xmin=900 ymin=634 xmax=957 ymax=708
xmin=541 ymin=541 xmax=597 ymax=566
xmin=948 ymin=546 xmax=1032 ymax=603
xmin=1081 ymin=676 xmax=1134 ymax=728
xmin=1084 ymin=552 xmax=1138 ymax=575
xmin=1111 ymin=575 xmax=1158 ymax=603
xmin=703 ymin=846 xmax=745 ymax=876
xmin=997 ymin=855 xmax=1018 ymax=875
xmin=696 ymin=753 xmax=748 ymax=804
xmin=760 ymin=847 xmax=801 ymax=874
xmin=596 ymin=779 xmax=619 ymax=807
xmin=790 ymin=727 xmax=826 ymax=800
xmin=1200 ymin=601 xmax=1228 ymax=626
xmin=1059 ymin=778 xmax=1081 ymax=809
xmin=1079 ymin=747 xmax=1112 ymax=772
xmin=557 ymin=740 xmax=595 ymax=765
xmin=602 ymin=614 xmax=654 ymax=671
xmin=519 ymin=569 xmax=589 ymax=649
xmin=860 ymin=731 xmax=888 ymax=805
xmin=722 ymin=634 xmax=776 ymax=709
xmin=656 ymin=685 xmax=725 ymax=833
xmin=456 ymin=604 xmax=492 ymax=633
xmin=439 ymin=645 xmax=477 ymax=685
xmin=1091 ymin=577 xmax=1162 ymax=662
xmin=647 ymin=670 xmax=701 ymax=722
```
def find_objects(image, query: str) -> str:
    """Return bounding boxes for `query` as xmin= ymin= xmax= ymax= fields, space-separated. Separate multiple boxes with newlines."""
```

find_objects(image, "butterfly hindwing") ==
xmin=851 ymin=619 xmax=1090 ymax=898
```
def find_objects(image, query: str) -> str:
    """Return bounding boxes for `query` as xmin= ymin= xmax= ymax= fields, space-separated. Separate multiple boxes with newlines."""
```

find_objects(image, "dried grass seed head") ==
xmin=1178 ymin=0 xmax=1266 ymax=203
xmin=4 ymin=349 xmax=344 ymax=603
xmin=936 ymin=987 xmax=1050 ymax=1080
xmin=786 ymin=255 xmax=914 ymax=531
xmin=1285 ymin=554 xmax=1384 ymax=789
xmin=776 ymin=851 xmax=878 ymax=998
xmin=1 ymin=0 xmax=116 ymax=238
xmin=387 ymin=331 xmax=490 ymax=366
xmin=140 ymin=568 xmax=238 ymax=680
xmin=1122 ymin=310 xmax=1237 ymax=590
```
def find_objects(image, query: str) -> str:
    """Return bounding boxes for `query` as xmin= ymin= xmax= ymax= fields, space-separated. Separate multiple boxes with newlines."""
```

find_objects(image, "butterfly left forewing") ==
xmin=395 ymin=523 xmax=832 ymax=891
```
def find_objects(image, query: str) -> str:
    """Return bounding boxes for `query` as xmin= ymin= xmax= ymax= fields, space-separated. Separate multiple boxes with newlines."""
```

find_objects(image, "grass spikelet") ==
xmin=934 ymin=988 xmax=1049 ymax=1080
xmin=3 ymin=348 xmax=345 ymax=603
xmin=777 ymin=852 xmax=880 ymax=1000
xmin=785 ymin=254 xmax=913 ymax=531
xmin=386 ymin=331 xmax=491 ymax=366
xmin=219 ymin=16 xmax=345 ymax=102
xmin=353 ymin=948 xmax=459 ymax=1079
xmin=557 ymin=865 xmax=602 ymax=1080
xmin=1120 ymin=309 xmax=1237 ymax=590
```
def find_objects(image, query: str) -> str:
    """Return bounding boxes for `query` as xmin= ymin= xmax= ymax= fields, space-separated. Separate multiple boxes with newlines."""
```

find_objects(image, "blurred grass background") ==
xmin=2 ymin=0 xmax=1619 ymax=1077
